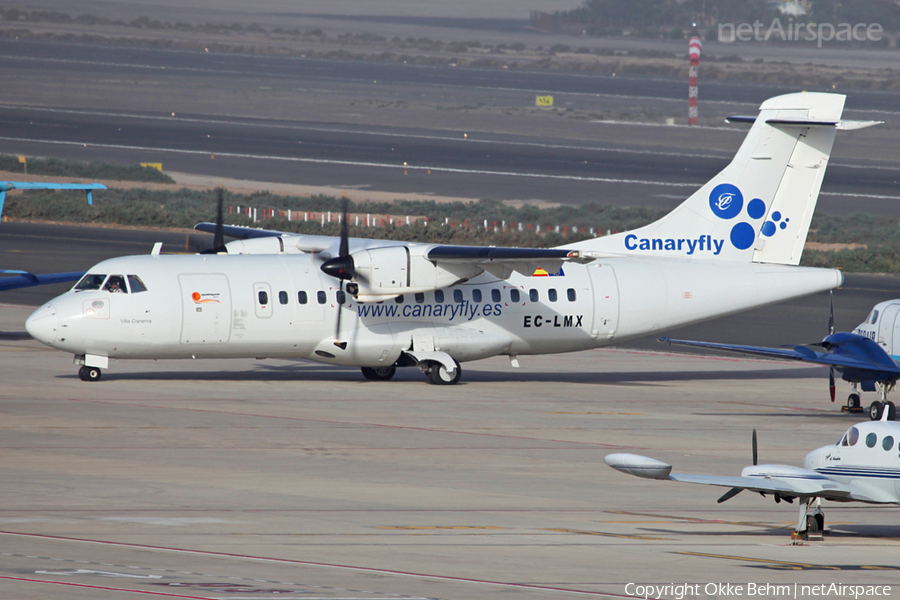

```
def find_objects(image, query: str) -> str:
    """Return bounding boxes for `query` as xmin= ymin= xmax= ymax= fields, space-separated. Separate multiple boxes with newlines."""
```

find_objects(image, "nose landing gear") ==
xmin=78 ymin=365 xmax=101 ymax=382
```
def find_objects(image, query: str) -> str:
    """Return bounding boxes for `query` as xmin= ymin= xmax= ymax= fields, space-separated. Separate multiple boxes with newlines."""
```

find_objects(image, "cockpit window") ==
xmin=871 ymin=310 xmax=879 ymax=325
xmin=128 ymin=275 xmax=148 ymax=293
xmin=75 ymin=274 xmax=106 ymax=291
xmin=104 ymin=275 xmax=127 ymax=293
xmin=848 ymin=427 xmax=859 ymax=446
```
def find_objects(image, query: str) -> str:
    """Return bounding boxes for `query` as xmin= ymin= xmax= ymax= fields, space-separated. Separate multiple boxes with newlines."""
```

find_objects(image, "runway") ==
xmin=0 ymin=40 xmax=897 ymax=214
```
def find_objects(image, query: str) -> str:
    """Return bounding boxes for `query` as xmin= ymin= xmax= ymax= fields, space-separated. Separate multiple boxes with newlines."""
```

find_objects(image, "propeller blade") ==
xmin=339 ymin=196 xmax=349 ymax=259
xmin=214 ymin=187 xmax=225 ymax=250
xmin=200 ymin=187 xmax=228 ymax=254
xmin=752 ymin=429 xmax=758 ymax=466
xmin=717 ymin=487 xmax=743 ymax=503
xmin=333 ymin=284 xmax=346 ymax=349
xmin=830 ymin=367 xmax=836 ymax=402
xmin=828 ymin=291 xmax=835 ymax=336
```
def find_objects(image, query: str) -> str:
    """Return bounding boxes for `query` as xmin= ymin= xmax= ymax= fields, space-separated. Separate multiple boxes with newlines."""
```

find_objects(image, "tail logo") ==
xmin=708 ymin=184 xmax=790 ymax=251
xmin=709 ymin=184 xmax=743 ymax=219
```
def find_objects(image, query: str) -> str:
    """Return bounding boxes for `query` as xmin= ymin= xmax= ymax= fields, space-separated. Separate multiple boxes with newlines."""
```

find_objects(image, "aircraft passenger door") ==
xmin=586 ymin=264 xmax=619 ymax=340
xmin=878 ymin=303 xmax=900 ymax=351
xmin=178 ymin=274 xmax=232 ymax=344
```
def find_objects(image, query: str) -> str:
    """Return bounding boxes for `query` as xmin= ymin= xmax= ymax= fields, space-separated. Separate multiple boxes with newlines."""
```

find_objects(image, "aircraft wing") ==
xmin=659 ymin=334 xmax=900 ymax=382
xmin=0 ymin=270 xmax=84 ymax=292
xmin=194 ymin=222 xmax=284 ymax=240
xmin=605 ymin=454 xmax=862 ymax=502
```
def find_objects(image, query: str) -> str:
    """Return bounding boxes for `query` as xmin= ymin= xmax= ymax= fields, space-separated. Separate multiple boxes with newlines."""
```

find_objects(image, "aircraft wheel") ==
xmin=887 ymin=401 xmax=897 ymax=421
xmin=869 ymin=401 xmax=884 ymax=421
xmin=426 ymin=361 xmax=461 ymax=385
xmin=78 ymin=366 xmax=102 ymax=382
xmin=847 ymin=393 xmax=861 ymax=409
xmin=361 ymin=366 xmax=396 ymax=381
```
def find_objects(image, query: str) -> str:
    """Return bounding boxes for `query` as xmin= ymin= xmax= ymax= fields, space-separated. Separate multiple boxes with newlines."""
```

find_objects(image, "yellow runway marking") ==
xmin=378 ymin=526 xmax=506 ymax=530
xmin=545 ymin=411 xmax=643 ymax=415
xmin=543 ymin=528 xmax=668 ymax=541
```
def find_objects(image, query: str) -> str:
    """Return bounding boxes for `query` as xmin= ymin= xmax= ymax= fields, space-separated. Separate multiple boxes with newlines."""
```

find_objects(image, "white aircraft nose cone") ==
xmin=26 ymin=304 xmax=58 ymax=345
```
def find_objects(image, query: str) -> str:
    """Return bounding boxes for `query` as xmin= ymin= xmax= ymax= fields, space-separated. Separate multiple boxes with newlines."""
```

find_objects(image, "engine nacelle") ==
xmin=351 ymin=246 xmax=481 ymax=301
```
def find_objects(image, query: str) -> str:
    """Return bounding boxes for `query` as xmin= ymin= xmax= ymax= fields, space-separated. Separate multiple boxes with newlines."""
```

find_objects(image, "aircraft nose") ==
xmin=26 ymin=304 xmax=58 ymax=345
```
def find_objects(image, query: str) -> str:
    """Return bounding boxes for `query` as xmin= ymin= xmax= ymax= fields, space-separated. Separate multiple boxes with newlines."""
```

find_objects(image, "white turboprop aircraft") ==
xmin=606 ymin=411 xmax=900 ymax=539
xmin=25 ymin=93 xmax=873 ymax=383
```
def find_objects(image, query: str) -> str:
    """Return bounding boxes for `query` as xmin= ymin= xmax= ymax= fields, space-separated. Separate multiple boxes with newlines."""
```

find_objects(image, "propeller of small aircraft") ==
xmin=716 ymin=429 xmax=757 ymax=503
xmin=828 ymin=292 xmax=836 ymax=402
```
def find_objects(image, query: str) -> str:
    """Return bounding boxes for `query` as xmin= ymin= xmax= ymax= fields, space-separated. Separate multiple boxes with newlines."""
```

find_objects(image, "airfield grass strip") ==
xmin=3 ymin=185 xmax=897 ymax=275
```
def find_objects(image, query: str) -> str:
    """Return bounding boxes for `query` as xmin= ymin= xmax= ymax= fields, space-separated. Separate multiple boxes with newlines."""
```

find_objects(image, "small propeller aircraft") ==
xmin=23 ymin=93 xmax=876 ymax=383
xmin=660 ymin=298 xmax=900 ymax=420
xmin=0 ymin=181 xmax=106 ymax=291
xmin=606 ymin=410 xmax=900 ymax=540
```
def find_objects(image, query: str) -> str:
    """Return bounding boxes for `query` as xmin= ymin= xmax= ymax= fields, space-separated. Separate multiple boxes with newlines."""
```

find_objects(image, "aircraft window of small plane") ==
xmin=529 ymin=289 xmax=539 ymax=302
xmin=434 ymin=290 xmax=444 ymax=303
xmin=395 ymin=294 xmax=404 ymax=304
xmin=415 ymin=293 xmax=424 ymax=303
xmin=472 ymin=289 xmax=482 ymax=303
xmin=510 ymin=288 xmax=520 ymax=303
xmin=127 ymin=275 xmax=147 ymax=293
xmin=317 ymin=291 xmax=327 ymax=304
xmin=883 ymin=436 xmax=894 ymax=451
xmin=548 ymin=288 xmax=558 ymax=303
xmin=871 ymin=310 xmax=879 ymax=324
xmin=848 ymin=426 xmax=860 ymax=446
xmin=491 ymin=289 xmax=501 ymax=302
xmin=75 ymin=274 xmax=106 ymax=291
xmin=298 ymin=291 xmax=308 ymax=304
xmin=104 ymin=275 xmax=127 ymax=294
xmin=567 ymin=288 xmax=576 ymax=302
xmin=258 ymin=290 xmax=269 ymax=305
xmin=866 ymin=432 xmax=877 ymax=448
xmin=337 ymin=290 xmax=346 ymax=305
xmin=454 ymin=289 xmax=464 ymax=303
xmin=278 ymin=291 xmax=288 ymax=305
xmin=839 ymin=433 xmax=848 ymax=446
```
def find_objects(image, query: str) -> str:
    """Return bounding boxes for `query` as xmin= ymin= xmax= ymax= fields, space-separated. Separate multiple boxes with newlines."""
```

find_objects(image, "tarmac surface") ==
xmin=2 ymin=300 xmax=900 ymax=599
xmin=0 ymin=40 xmax=897 ymax=214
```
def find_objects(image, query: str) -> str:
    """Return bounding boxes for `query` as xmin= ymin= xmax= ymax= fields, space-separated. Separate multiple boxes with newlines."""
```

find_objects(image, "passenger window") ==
xmin=472 ymin=289 xmax=482 ymax=303
xmin=454 ymin=289 xmax=463 ymax=303
xmin=258 ymin=290 xmax=269 ymax=305
xmin=127 ymin=275 xmax=148 ymax=293
xmin=75 ymin=273 xmax=106 ymax=291
xmin=298 ymin=291 xmax=308 ymax=304
xmin=510 ymin=288 xmax=520 ymax=303
xmin=104 ymin=275 xmax=127 ymax=294
xmin=395 ymin=295 xmax=404 ymax=304
xmin=884 ymin=436 xmax=894 ymax=451
xmin=567 ymin=288 xmax=576 ymax=302
xmin=337 ymin=290 xmax=346 ymax=305
xmin=491 ymin=289 xmax=501 ymax=302
xmin=317 ymin=291 xmax=326 ymax=304
xmin=529 ymin=289 xmax=539 ymax=302
xmin=278 ymin=291 xmax=288 ymax=305
xmin=848 ymin=427 xmax=859 ymax=446
xmin=434 ymin=290 xmax=444 ymax=303
xmin=548 ymin=289 xmax=558 ymax=302
xmin=871 ymin=310 xmax=879 ymax=324
xmin=415 ymin=293 xmax=425 ymax=303
xmin=866 ymin=432 xmax=878 ymax=448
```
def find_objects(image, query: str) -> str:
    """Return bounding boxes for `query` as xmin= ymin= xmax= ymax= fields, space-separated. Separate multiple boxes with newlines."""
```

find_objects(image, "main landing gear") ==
xmin=78 ymin=365 xmax=102 ymax=382
xmin=361 ymin=366 xmax=396 ymax=381
xmin=791 ymin=497 xmax=825 ymax=543
xmin=867 ymin=383 xmax=896 ymax=421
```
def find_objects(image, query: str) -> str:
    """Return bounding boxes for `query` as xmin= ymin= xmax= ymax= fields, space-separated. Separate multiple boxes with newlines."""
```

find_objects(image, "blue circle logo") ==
xmin=709 ymin=184 xmax=743 ymax=220
xmin=730 ymin=222 xmax=756 ymax=250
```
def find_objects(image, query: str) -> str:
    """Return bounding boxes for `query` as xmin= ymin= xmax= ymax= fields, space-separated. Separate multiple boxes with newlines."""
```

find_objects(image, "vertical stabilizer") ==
xmin=569 ymin=93 xmax=846 ymax=265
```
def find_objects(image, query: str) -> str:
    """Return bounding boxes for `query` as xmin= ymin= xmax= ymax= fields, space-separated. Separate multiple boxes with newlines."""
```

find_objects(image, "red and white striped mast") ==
xmin=688 ymin=29 xmax=702 ymax=126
